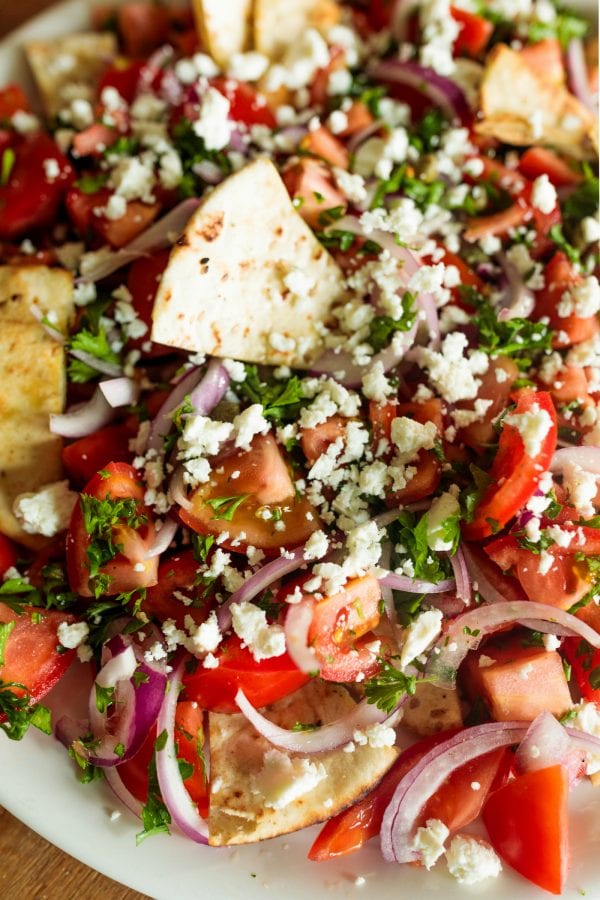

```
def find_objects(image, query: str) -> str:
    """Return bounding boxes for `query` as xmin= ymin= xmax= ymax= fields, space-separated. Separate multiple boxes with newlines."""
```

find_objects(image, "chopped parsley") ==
xmin=74 ymin=172 xmax=109 ymax=194
xmin=0 ymin=621 xmax=14 ymax=667
xmin=471 ymin=295 xmax=552 ymax=369
xmin=390 ymin=510 xmax=453 ymax=584
xmin=137 ymin=733 xmax=172 ymax=844
xmin=205 ymin=494 xmax=250 ymax=521
xmin=528 ymin=8 xmax=587 ymax=48
xmin=80 ymin=495 xmax=147 ymax=596
xmin=0 ymin=147 xmax=15 ymax=186
xmin=0 ymin=681 xmax=51 ymax=741
xmin=236 ymin=366 xmax=307 ymax=424
xmin=171 ymin=117 xmax=232 ymax=199
xmin=364 ymin=660 xmax=417 ymax=714
xmin=368 ymin=292 xmax=416 ymax=352
xmin=68 ymin=326 xmax=122 ymax=383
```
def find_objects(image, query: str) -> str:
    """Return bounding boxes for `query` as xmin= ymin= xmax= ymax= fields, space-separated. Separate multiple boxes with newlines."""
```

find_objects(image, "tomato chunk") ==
xmin=62 ymin=424 xmax=134 ymax=487
xmin=141 ymin=551 xmax=215 ymax=628
xmin=535 ymin=252 xmax=600 ymax=348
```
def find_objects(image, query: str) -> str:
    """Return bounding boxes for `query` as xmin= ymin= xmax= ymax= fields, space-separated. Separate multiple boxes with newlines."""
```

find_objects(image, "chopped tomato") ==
xmin=62 ymin=424 xmax=134 ymax=487
xmin=117 ymin=2 xmax=170 ymax=58
xmin=211 ymin=77 xmax=276 ymax=129
xmin=98 ymin=60 xmax=145 ymax=105
xmin=383 ymin=399 xmax=443 ymax=505
xmin=0 ymin=133 xmax=74 ymax=240
xmin=369 ymin=400 xmax=398 ymax=457
xmin=520 ymin=39 xmax=565 ymax=85
xmin=126 ymin=248 xmax=171 ymax=355
xmin=483 ymin=765 xmax=569 ymax=894
xmin=334 ymin=101 xmax=374 ymax=138
xmin=0 ymin=603 xmax=76 ymax=703
xmin=463 ymin=200 xmax=530 ymax=242
xmin=180 ymin=433 xmax=320 ymax=554
xmin=73 ymin=124 xmax=120 ymax=158
xmin=0 ymin=534 xmax=17 ymax=577
xmin=308 ymin=575 xmax=383 ymax=682
xmin=141 ymin=551 xmax=215 ymax=629
xmin=363 ymin=0 xmax=395 ymax=30
xmin=174 ymin=700 xmax=209 ymax=817
xmin=66 ymin=462 xmax=159 ymax=598
xmin=182 ymin=635 xmax=310 ymax=714
xmin=117 ymin=723 xmax=156 ymax=803
xmin=451 ymin=7 xmax=493 ymax=57
xmin=0 ymin=84 xmax=30 ymax=119
xmin=301 ymin=415 xmax=348 ymax=466
xmin=535 ymin=252 xmax=600 ymax=348
xmin=65 ymin=186 xmax=160 ymax=249
xmin=310 ymin=46 xmax=345 ymax=107
xmin=562 ymin=638 xmax=600 ymax=703
xmin=282 ymin=159 xmax=346 ymax=229
xmin=518 ymin=147 xmax=583 ymax=187
xmin=301 ymin=126 xmax=349 ymax=170
xmin=456 ymin=356 xmax=520 ymax=451
xmin=462 ymin=390 xmax=557 ymax=540
xmin=424 ymin=246 xmax=485 ymax=304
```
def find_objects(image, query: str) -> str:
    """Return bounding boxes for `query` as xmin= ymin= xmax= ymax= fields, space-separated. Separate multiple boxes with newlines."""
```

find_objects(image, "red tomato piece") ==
xmin=483 ymin=765 xmax=569 ymax=894
xmin=62 ymin=424 xmax=134 ymax=487
xmin=141 ymin=551 xmax=215 ymax=629
xmin=464 ymin=200 xmax=530 ymax=242
xmin=182 ymin=635 xmax=310 ymax=713
xmin=126 ymin=248 xmax=171 ymax=355
xmin=562 ymin=637 xmax=600 ymax=703
xmin=174 ymin=700 xmax=209 ymax=816
xmin=98 ymin=60 xmax=145 ymax=105
xmin=535 ymin=252 xmax=600 ymax=348
xmin=518 ymin=147 xmax=583 ymax=187
xmin=66 ymin=462 xmax=158 ymax=598
xmin=72 ymin=123 xmax=119 ymax=158
xmin=0 ymin=84 xmax=30 ymax=119
xmin=0 ymin=603 xmax=76 ymax=703
xmin=117 ymin=723 xmax=156 ymax=803
xmin=211 ymin=77 xmax=276 ymax=128
xmin=282 ymin=158 xmax=346 ymax=228
xmin=117 ymin=2 xmax=170 ymax=58
xmin=0 ymin=134 xmax=74 ymax=240
xmin=65 ymin=186 xmax=160 ymax=249
xmin=451 ymin=7 xmax=493 ymax=57
xmin=301 ymin=415 xmax=348 ymax=466
xmin=456 ymin=356 xmax=520 ymax=451
xmin=0 ymin=534 xmax=17 ymax=578
xmin=301 ymin=126 xmax=350 ymax=170
xmin=462 ymin=390 xmax=557 ymax=540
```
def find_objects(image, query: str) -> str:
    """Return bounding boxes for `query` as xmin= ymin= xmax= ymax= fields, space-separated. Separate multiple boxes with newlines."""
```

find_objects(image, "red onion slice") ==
xmin=78 ymin=199 xmax=202 ymax=283
xmin=235 ymin=688 xmax=400 ymax=754
xmin=155 ymin=654 xmax=209 ymax=844
xmin=70 ymin=348 xmax=123 ymax=378
xmin=379 ymin=571 xmax=455 ymax=594
xmin=99 ymin=377 xmax=139 ymax=408
xmin=565 ymin=727 xmax=600 ymax=756
xmin=104 ymin=765 xmax=144 ymax=818
xmin=168 ymin=465 xmax=193 ymax=513
xmin=461 ymin=543 xmax=527 ymax=605
xmin=551 ymin=446 xmax=600 ymax=474
xmin=448 ymin=546 xmax=471 ymax=605
xmin=29 ymin=304 xmax=65 ymax=343
xmin=516 ymin=711 xmax=584 ymax=785
xmin=427 ymin=601 xmax=600 ymax=688
xmin=216 ymin=545 xmax=308 ymax=631
xmin=309 ymin=327 xmax=417 ymax=387
xmin=381 ymin=722 xmax=528 ymax=863
xmin=371 ymin=60 xmax=471 ymax=124
xmin=284 ymin=599 xmax=320 ymax=674
xmin=50 ymin=378 xmax=139 ymax=439
xmin=566 ymin=39 xmax=596 ymax=113
xmin=144 ymin=518 xmax=179 ymax=559
xmin=347 ymin=119 xmax=384 ymax=154
xmin=497 ymin=253 xmax=535 ymax=320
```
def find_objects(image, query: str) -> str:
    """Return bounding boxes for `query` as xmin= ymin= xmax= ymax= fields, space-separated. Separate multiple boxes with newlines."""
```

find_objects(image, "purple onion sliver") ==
xmin=371 ymin=60 xmax=471 ymax=124
xmin=449 ymin=546 xmax=471 ymax=605
xmin=566 ymin=38 xmax=596 ymax=113
xmin=551 ymin=446 xmax=600 ymax=474
xmin=516 ymin=711 xmax=582 ymax=785
xmin=70 ymin=348 xmax=123 ymax=378
xmin=284 ymin=599 xmax=320 ymax=674
xmin=379 ymin=571 xmax=455 ymax=595
xmin=146 ymin=366 xmax=203 ymax=453
xmin=99 ymin=377 xmax=139 ymax=409
xmin=144 ymin=518 xmax=179 ymax=559
xmin=104 ymin=765 xmax=144 ymax=818
xmin=50 ymin=389 xmax=114 ymax=439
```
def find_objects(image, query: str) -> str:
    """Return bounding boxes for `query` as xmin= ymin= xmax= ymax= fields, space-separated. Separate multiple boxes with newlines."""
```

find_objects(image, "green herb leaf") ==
xmin=95 ymin=683 xmax=115 ymax=714
xmin=528 ymin=9 xmax=587 ymax=48
xmin=0 ymin=147 xmax=16 ymax=186
xmin=205 ymin=494 xmax=250 ymax=522
xmin=74 ymin=173 xmax=109 ymax=194
xmin=68 ymin=326 xmax=122 ymax=384
xmin=0 ymin=621 xmax=15 ymax=667
xmin=237 ymin=366 xmax=307 ymax=424
xmin=80 ymin=494 xmax=146 ymax=596
xmin=368 ymin=292 xmax=416 ymax=352
xmin=364 ymin=660 xmax=417 ymax=714
xmin=0 ymin=681 xmax=51 ymax=741
xmin=472 ymin=296 xmax=552 ymax=369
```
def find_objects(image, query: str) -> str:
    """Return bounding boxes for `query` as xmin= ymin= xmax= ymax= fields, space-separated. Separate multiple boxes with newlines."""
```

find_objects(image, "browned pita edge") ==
xmin=208 ymin=679 xmax=398 ymax=846
xmin=0 ymin=267 xmax=74 ymax=549
xmin=476 ymin=44 xmax=598 ymax=161
xmin=25 ymin=32 xmax=117 ymax=118
xmin=253 ymin=0 xmax=341 ymax=61
xmin=151 ymin=157 xmax=343 ymax=368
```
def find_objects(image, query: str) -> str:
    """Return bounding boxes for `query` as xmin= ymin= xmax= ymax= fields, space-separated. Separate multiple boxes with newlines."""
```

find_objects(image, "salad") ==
xmin=0 ymin=0 xmax=599 ymax=894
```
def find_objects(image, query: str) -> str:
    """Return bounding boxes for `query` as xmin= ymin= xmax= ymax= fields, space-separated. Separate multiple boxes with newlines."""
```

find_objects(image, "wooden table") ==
xmin=0 ymin=4 xmax=148 ymax=898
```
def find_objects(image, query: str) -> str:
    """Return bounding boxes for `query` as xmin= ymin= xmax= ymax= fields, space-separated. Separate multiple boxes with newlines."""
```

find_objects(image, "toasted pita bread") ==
xmin=401 ymin=682 xmax=464 ymax=736
xmin=26 ymin=32 xmax=117 ymax=118
xmin=192 ymin=0 xmax=253 ymax=68
xmin=476 ymin=45 xmax=597 ymax=160
xmin=208 ymin=680 xmax=398 ymax=845
xmin=254 ymin=0 xmax=340 ymax=60
xmin=151 ymin=158 xmax=342 ymax=368
xmin=0 ymin=267 xmax=73 ymax=548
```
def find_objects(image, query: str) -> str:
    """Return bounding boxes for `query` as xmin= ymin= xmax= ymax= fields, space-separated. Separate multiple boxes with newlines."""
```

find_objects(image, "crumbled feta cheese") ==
xmin=187 ymin=611 xmax=222 ymax=655
xmin=266 ymin=29 xmax=330 ymax=91
xmin=561 ymin=462 xmax=598 ymax=518
xmin=445 ymin=835 xmax=502 ymax=884
xmin=361 ymin=361 xmax=394 ymax=404
xmin=230 ymin=602 xmax=286 ymax=661
xmin=233 ymin=403 xmax=270 ymax=450
xmin=353 ymin=721 xmax=397 ymax=749
xmin=400 ymin=609 xmax=443 ymax=667
xmin=558 ymin=277 xmax=600 ymax=319
xmin=417 ymin=333 xmax=483 ymax=403
xmin=57 ymin=620 xmax=89 ymax=650
xmin=283 ymin=268 xmax=315 ymax=300
xmin=391 ymin=416 xmax=437 ymax=460
xmin=255 ymin=748 xmax=326 ymax=809
xmin=179 ymin=415 xmax=234 ymax=459
xmin=411 ymin=818 xmax=449 ymax=869
xmin=581 ymin=216 xmax=600 ymax=245
xmin=109 ymin=156 xmax=156 ymax=203
xmin=11 ymin=110 xmax=39 ymax=134
xmin=333 ymin=167 xmax=367 ymax=204
xmin=193 ymin=87 xmax=233 ymax=151
xmin=419 ymin=0 xmax=460 ymax=76
xmin=328 ymin=109 xmax=349 ymax=134
xmin=227 ymin=52 xmax=269 ymax=82
xmin=13 ymin=481 xmax=77 ymax=537
xmin=531 ymin=174 xmax=557 ymax=215
xmin=43 ymin=158 xmax=60 ymax=183
xmin=505 ymin=402 xmax=553 ymax=458
xmin=303 ymin=529 xmax=329 ymax=561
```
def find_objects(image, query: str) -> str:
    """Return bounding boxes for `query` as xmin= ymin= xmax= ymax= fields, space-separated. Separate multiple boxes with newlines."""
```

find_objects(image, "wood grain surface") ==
xmin=0 ymin=9 xmax=147 ymax=900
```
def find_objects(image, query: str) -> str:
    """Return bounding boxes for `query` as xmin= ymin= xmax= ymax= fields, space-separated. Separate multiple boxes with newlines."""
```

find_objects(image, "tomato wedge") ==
xmin=62 ymin=424 xmax=134 ymax=487
xmin=535 ymin=252 xmax=600 ymax=348
xmin=562 ymin=637 xmax=600 ymax=703
xmin=182 ymin=635 xmax=310 ymax=714
xmin=141 ymin=550 xmax=216 ymax=628
xmin=483 ymin=765 xmax=570 ymax=895
xmin=0 ymin=534 xmax=17 ymax=577
xmin=462 ymin=390 xmax=557 ymax=540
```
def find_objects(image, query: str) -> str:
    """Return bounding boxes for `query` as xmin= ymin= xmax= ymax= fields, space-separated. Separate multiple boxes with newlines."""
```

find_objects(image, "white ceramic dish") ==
xmin=0 ymin=3 xmax=598 ymax=898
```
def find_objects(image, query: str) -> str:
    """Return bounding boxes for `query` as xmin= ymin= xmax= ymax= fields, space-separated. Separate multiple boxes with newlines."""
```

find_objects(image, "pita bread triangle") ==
xmin=192 ymin=0 xmax=253 ymax=68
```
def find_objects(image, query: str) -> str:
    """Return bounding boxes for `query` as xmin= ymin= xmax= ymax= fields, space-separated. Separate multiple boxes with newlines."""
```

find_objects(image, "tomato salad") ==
xmin=0 ymin=0 xmax=599 ymax=894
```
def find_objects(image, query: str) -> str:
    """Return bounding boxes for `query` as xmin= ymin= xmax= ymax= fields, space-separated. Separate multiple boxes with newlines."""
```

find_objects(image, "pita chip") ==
xmin=192 ymin=0 xmax=253 ymax=68
xmin=151 ymin=157 xmax=343 ymax=368
xmin=254 ymin=0 xmax=340 ymax=60
xmin=0 ymin=267 xmax=74 ymax=548
xmin=477 ymin=44 xmax=597 ymax=160
xmin=208 ymin=680 xmax=398 ymax=846
xmin=26 ymin=32 xmax=117 ymax=118
xmin=401 ymin=682 xmax=464 ymax=736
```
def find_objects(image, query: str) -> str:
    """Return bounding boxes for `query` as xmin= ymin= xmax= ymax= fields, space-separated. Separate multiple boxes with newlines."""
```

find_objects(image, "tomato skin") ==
xmin=282 ymin=159 xmax=346 ymax=228
xmin=66 ymin=462 xmax=158 ymax=598
xmin=462 ymin=391 xmax=557 ymax=541
xmin=562 ymin=638 xmax=600 ymax=703
xmin=174 ymin=700 xmax=209 ymax=816
xmin=65 ymin=186 xmax=160 ymax=249
xmin=98 ymin=60 xmax=145 ymax=104
xmin=117 ymin=2 xmax=170 ymax=58
xmin=535 ymin=252 xmax=600 ymax=348
xmin=518 ymin=147 xmax=582 ymax=187
xmin=62 ymin=424 xmax=134 ymax=487
xmin=211 ymin=77 xmax=276 ymax=129
xmin=141 ymin=551 xmax=215 ymax=629
xmin=451 ymin=7 xmax=493 ymax=57
xmin=0 ymin=534 xmax=17 ymax=577
xmin=182 ymin=635 xmax=310 ymax=713
xmin=0 ymin=134 xmax=74 ymax=240
xmin=300 ymin=126 xmax=349 ymax=170
xmin=483 ymin=765 xmax=569 ymax=895
xmin=464 ymin=200 xmax=530 ymax=242
xmin=301 ymin=415 xmax=348 ymax=466
xmin=0 ymin=603 xmax=76 ymax=703
xmin=0 ymin=84 xmax=30 ymax=118
xmin=117 ymin=724 xmax=156 ymax=803
xmin=126 ymin=248 xmax=171 ymax=355
xmin=456 ymin=356 xmax=520 ymax=451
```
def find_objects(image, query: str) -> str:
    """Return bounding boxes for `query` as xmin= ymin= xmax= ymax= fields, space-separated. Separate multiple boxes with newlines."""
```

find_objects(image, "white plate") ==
xmin=0 ymin=3 xmax=599 ymax=898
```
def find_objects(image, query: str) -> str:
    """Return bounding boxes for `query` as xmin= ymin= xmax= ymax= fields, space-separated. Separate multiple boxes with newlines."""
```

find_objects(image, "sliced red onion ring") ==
xmin=235 ymin=688 xmax=400 ymax=754
xmin=104 ymin=764 xmax=144 ymax=818
xmin=70 ymin=349 xmax=123 ymax=378
xmin=29 ymin=304 xmax=65 ymax=343
xmin=310 ymin=329 xmax=417 ymax=387
xmin=99 ymin=377 xmax=139 ymax=408
xmin=347 ymin=119 xmax=384 ymax=154
xmin=155 ymin=654 xmax=209 ymax=844
xmin=379 ymin=543 xmax=399 ymax=634
xmin=551 ymin=446 xmax=600 ymax=474
xmin=427 ymin=601 xmax=600 ymax=688
xmin=168 ymin=465 xmax=193 ymax=513
xmin=284 ymin=599 xmax=320 ymax=674
xmin=85 ymin=636 xmax=167 ymax=767
xmin=144 ymin=518 xmax=179 ymax=559
xmin=216 ymin=545 xmax=308 ymax=631
xmin=448 ymin=546 xmax=471 ymax=605
xmin=497 ymin=253 xmax=535 ymax=320
xmin=188 ymin=359 xmax=230 ymax=415
xmin=192 ymin=160 xmax=225 ymax=184
xmin=461 ymin=543 xmax=527 ymax=605
xmin=78 ymin=199 xmax=202 ymax=283
xmin=381 ymin=722 xmax=528 ymax=863
xmin=50 ymin=377 xmax=138 ymax=439
xmin=371 ymin=60 xmax=471 ymax=124
xmin=379 ymin=571 xmax=455 ymax=594
xmin=565 ymin=727 xmax=600 ymax=756
xmin=516 ymin=711 xmax=584 ymax=785
xmin=566 ymin=39 xmax=596 ymax=113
